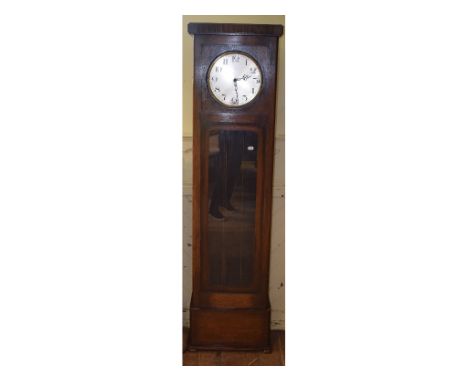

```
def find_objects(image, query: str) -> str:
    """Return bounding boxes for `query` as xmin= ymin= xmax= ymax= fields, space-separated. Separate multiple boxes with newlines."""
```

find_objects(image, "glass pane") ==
xmin=206 ymin=130 xmax=258 ymax=289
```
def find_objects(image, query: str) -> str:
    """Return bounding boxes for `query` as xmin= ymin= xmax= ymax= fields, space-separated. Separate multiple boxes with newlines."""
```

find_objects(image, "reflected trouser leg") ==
xmin=209 ymin=131 xmax=243 ymax=216
xmin=209 ymin=151 xmax=224 ymax=218
xmin=222 ymin=132 xmax=243 ymax=209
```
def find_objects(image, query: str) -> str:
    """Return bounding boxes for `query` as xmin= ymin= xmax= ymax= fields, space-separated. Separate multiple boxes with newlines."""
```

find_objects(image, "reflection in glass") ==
xmin=207 ymin=130 xmax=258 ymax=289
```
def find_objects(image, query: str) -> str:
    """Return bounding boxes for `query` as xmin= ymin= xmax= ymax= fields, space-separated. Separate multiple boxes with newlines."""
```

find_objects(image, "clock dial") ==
xmin=208 ymin=52 xmax=262 ymax=107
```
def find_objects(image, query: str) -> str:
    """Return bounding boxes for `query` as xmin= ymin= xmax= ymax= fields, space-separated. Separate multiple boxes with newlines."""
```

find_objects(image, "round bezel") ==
xmin=207 ymin=51 xmax=263 ymax=108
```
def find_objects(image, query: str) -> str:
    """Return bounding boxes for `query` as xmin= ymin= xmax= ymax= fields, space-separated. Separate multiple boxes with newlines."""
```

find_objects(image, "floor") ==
xmin=182 ymin=328 xmax=285 ymax=366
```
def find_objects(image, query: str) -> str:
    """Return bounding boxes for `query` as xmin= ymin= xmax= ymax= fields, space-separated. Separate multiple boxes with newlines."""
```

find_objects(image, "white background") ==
xmin=1 ymin=1 xmax=468 ymax=381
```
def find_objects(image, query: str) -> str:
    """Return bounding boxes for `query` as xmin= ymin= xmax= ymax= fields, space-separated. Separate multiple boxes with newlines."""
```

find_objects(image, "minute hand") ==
xmin=234 ymin=74 xmax=252 ymax=81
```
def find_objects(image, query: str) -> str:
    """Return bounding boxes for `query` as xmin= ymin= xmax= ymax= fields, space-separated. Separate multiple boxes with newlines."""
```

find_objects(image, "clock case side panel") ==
xmin=190 ymin=34 xmax=203 ymax=308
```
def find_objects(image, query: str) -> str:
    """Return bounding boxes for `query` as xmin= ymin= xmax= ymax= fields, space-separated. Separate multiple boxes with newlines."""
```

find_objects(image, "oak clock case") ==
xmin=188 ymin=23 xmax=283 ymax=352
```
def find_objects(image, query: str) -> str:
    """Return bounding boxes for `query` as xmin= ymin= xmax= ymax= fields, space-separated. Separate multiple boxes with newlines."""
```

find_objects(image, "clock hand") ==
xmin=234 ymin=74 xmax=252 ymax=81
xmin=233 ymin=79 xmax=239 ymax=102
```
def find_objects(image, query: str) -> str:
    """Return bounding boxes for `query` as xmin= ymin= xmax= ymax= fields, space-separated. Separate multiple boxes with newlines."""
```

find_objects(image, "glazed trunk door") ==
xmin=200 ymin=125 xmax=264 ymax=297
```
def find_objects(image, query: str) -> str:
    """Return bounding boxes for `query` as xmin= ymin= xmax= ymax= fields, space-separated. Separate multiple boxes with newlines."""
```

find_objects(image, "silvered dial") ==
xmin=208 ymin=52 xmax=262 ymax=107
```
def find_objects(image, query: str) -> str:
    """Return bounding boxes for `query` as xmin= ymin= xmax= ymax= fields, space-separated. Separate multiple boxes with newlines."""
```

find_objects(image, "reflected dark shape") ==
xmin=207 ymin=130 xmax=258 ymax=288
xmin=209 ymin=131 xmax=243 ymax=218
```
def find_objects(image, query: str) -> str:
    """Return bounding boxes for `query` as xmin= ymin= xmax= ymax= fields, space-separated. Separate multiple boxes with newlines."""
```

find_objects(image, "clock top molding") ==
xmin=188 ymin=23 xmax=283 ymax=37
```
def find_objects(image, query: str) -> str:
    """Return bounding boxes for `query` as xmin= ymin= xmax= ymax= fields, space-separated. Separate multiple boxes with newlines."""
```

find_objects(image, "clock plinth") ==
xmin=188 ymin=306 xmax=271 ymax=352
xmin=188 ymin=22 xmax=283 ymax=351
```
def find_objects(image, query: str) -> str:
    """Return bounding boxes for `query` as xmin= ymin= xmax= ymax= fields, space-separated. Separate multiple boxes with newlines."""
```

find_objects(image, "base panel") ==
xmin=188 ymin=306 xmax=271 ymax=351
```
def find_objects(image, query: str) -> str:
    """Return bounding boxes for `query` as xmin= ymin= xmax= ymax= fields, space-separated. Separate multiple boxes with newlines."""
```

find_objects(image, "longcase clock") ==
xmin=188 ymin=22 xmax=283 ymax=352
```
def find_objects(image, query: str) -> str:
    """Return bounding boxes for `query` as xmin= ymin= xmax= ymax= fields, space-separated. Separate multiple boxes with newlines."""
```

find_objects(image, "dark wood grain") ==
xmin=188 ymin=23 xmax=283 ymax=37
xmin=188 ymin=23 xmax=283 ymax=351
xmin=189 ymin=307 xmax=270 ymax=351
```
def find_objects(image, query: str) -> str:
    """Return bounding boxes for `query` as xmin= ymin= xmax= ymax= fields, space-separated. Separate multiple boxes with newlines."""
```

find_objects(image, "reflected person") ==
xmin=209 ymin=131 xmax=244 ymax=219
